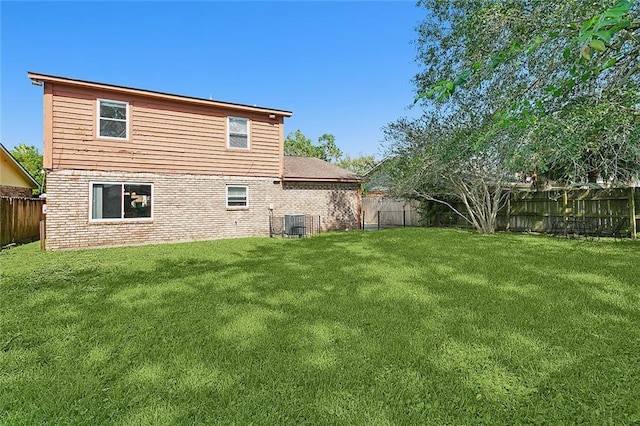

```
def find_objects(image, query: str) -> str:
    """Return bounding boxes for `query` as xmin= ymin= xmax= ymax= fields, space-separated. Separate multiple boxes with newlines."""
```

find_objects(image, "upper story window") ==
xmin=228 ymin=117 xmax=250 ymax=150
xmin=98 ymin=99 xmax=128 ymax=139
xmin=90 ymin=182 xmax=152 ymax=221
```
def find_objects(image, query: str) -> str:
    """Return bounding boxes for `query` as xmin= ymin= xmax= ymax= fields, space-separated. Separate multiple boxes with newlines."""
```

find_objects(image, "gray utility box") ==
xmin=284 ymin=214 xmax=306 ymax=237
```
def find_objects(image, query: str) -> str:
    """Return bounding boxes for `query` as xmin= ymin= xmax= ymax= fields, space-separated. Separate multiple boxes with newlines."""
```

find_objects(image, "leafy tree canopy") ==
xmin=284 ymin=130 xmax=343 ymax=163
xmin=384 ymin=0 xmax=639 ymax=233
xmin=335 ymin=155 xmax=377 ymax=176
xmin=10 ymin=144 xmax=43 ymax=194
xmin=413 ymin=0 xmax=640 ymax=184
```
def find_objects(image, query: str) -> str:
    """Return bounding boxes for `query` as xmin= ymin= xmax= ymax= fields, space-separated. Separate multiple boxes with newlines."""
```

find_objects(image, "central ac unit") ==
xmin=284 ymin=214 xmax=306 ymax=237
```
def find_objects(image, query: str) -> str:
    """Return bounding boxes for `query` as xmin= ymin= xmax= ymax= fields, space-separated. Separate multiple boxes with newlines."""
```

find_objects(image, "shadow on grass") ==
xmin=1 ymin=229 xmax=639 ymax=424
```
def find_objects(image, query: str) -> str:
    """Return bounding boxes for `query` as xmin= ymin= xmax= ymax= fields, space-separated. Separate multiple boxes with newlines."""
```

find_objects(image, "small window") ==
xmin=226 ymin=185 xmax=248 ymax=208
xmin=228 ymin=117 xmax=249 ymax=149
xmin=98 ymin=99 xmax=128 ymax=139
xmin=91 ymin=182 xmax=152 ymax=220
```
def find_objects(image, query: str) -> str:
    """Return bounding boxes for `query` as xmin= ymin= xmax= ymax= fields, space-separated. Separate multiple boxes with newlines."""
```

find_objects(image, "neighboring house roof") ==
xmin=283 ymin=156 xmax=365 ymax=183
xmin=362 ymin=155 xmax=391 ymax=177
xmin=0 ymin=143 xmax=40 ymax=190
xmin=365 ymin=171 xmax=394 ymax=193
xmin=362 ymin=156 xmax=395 ymax=193
xmin=27 ymin=72 xmax=293 ymax=118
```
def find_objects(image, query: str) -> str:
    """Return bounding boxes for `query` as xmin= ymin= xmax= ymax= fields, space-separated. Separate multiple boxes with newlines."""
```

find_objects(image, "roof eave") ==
xmin=282 ymin=177 xmax=365 ymax=184
xmin=27 ymin=72 xmax=293 ymax=118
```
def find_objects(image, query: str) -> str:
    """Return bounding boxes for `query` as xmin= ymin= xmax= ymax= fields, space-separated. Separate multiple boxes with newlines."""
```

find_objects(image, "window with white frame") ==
xmin=227 ymin=117 xmax=249 ymax=149
xmin=226 ymin=185 xmax=248 ymax=208
xmin=91 ymin=183 xmax=152 ymax=220
xmin=98 ymin=99 xmax=128 ymax=139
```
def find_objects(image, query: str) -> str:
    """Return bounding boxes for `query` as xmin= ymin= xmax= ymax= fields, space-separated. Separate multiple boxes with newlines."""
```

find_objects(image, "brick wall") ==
xmin=280 ymin=182 xmax=361 ymax=231
xmin=0 ymin=185 xmax=33 ymax=197
xmin=44 ymin=170 xmax=361 ymax=250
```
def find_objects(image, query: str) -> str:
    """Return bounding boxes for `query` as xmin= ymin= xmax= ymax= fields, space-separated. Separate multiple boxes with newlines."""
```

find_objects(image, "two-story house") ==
xmin=28 ymin=72 xmax=363 ymax=250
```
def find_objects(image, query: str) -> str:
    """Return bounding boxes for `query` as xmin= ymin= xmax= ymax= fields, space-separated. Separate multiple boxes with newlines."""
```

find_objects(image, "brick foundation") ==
xmin=44 ymin=170 xmax=361 ymax=250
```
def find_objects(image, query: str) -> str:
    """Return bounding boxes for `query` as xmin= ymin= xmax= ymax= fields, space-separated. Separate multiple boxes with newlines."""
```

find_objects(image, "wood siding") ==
xmin=48 ymin=83 xmax=284 ymax=177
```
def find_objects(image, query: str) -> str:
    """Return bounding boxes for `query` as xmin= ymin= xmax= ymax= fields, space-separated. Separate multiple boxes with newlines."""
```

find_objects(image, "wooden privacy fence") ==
xmin=1 ymin=197 xmax=44 ymax=247
xmin=499 ymin=187 xmax=638 ymax=237
xmin=437 ymin=187 xmax=638 ymax=237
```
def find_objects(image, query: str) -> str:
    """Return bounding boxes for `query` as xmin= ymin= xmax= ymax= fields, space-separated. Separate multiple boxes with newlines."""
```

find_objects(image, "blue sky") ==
xmin=1 ymin=1 xmax=424 ymax=159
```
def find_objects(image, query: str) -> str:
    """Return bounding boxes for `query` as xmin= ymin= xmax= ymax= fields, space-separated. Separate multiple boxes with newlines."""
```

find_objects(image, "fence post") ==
xmin=506 ymin=195 xmax=511 ymax=232
xmin=403 ymin=209 xmax=406 ymax=228
xmin=377 ymin=210 xmax=380 ymax=230
xmin=563 ymin=191 xmax=569 ymax=221
xmin=630 ymin=186 xmax=637 ymax=239
xmin=40 ymin=220 xmax=46 ymax=250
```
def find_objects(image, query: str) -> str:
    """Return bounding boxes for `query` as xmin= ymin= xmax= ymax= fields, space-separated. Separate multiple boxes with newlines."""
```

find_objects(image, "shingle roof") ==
xmin=283 ymin=156 xmax=364 ymax=183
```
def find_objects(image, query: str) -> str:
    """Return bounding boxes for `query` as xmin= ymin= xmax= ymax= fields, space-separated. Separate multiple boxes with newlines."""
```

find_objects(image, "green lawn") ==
xmin=1 ymin=229 xmax=639 ymax=424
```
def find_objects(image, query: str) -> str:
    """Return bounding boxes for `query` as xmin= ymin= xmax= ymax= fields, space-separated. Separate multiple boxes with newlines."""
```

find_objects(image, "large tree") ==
xmin=384 ymin=0 xmax=639 ymax=233
xmin=385 ymin=115 xmax=515 ymax=234
xmin=414 ymin=0 xmax=640 ymax=184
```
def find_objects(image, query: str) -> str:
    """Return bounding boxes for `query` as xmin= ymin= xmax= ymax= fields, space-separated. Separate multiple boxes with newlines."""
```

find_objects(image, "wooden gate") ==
xmin=362 ymin=197 xmax=420 ymax=229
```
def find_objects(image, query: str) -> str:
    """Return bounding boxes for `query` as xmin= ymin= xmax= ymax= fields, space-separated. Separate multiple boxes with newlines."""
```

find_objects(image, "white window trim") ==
xmin=89 ymin=181 xmax=153 ymax=222
xmin=227 ymin=116 xmax=250 ymax=150
xmin=226 ymin=185 xmax=249 ymax=209
xmin=97 ymin=99 xmax=129 ymax=140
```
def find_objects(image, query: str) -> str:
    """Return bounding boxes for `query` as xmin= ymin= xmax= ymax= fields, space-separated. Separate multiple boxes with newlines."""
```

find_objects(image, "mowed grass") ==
xmin=1 ymin=228 xmax=639 ymax=425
